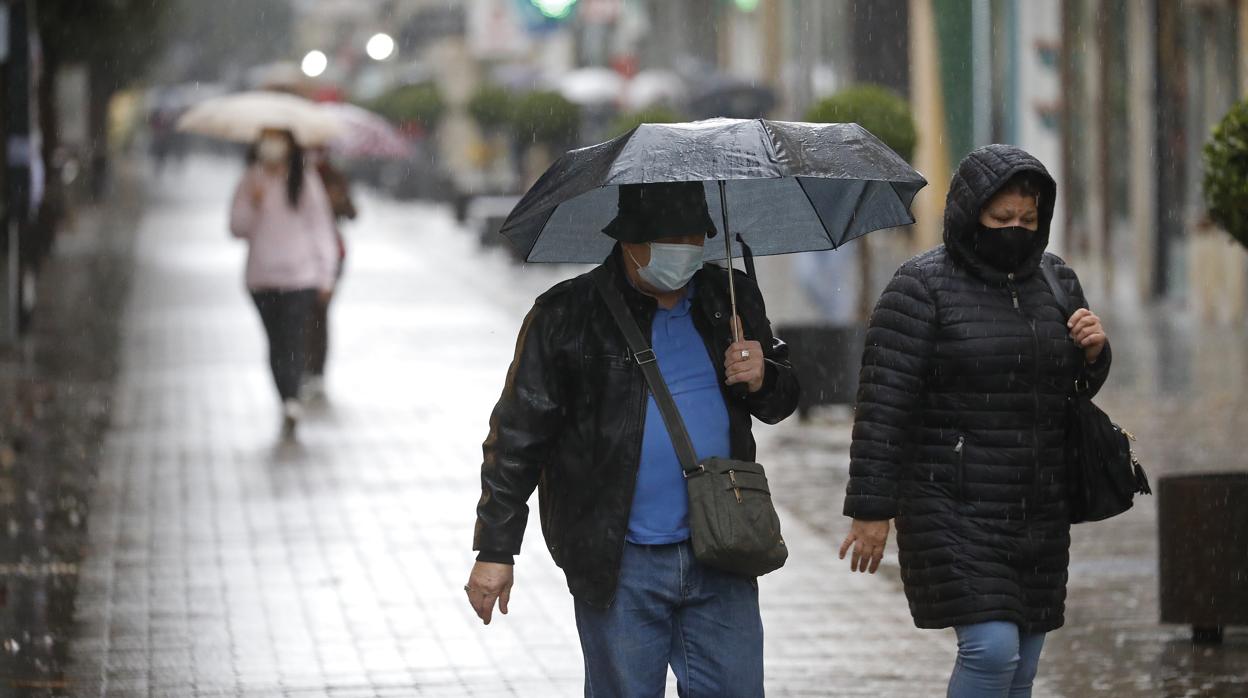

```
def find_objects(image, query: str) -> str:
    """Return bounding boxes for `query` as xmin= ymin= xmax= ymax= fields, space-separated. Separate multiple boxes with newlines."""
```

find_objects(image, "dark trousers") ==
xmin=307 ymin=291 xmax=331 ymax=377
xmin=251 ymin=289 xmax=316 ymax=401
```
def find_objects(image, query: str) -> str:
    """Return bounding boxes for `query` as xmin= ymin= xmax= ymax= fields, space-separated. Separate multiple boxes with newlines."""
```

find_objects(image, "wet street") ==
xmin=1 ymin=156 xmax=1246 ymax=696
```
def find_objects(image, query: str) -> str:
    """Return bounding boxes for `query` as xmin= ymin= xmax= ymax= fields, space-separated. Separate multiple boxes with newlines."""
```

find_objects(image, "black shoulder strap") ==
xmin=736 ymin=233 xmax=756 ymax=279
xmin=1039 ymin=256 xmax=1074 ymax=318
xmin=590 ymin=268 xmax=701 ymax=474
xmin=1040 ymin=257 xmax=1092 ymax=396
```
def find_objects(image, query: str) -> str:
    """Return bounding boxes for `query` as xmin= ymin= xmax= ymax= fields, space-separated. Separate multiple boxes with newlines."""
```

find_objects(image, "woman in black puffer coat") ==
xmin=838 ymin=145 xmax=1111 ymax=697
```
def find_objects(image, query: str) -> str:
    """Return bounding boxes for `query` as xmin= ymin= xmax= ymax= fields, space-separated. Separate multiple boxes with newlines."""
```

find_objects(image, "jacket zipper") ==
xmin=1008 ymin=273 xmax=1042 ymax=519
xmin=954 ymin=436 xmax=965 ymax=501
xmin=1027 ymin=318 xmax=1042 ymax=518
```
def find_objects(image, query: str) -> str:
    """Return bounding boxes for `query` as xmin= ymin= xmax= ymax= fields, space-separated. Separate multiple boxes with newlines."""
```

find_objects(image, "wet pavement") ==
xmin=0 ymin=181 xmax=140 ymax=695
xmin=767 ymin=286 xmax=1248 ymax=696
xmin=1042 ymin=309 xmax=1248 ymax=697
xmin=0 ymin=154 xmax=1243 ymax=696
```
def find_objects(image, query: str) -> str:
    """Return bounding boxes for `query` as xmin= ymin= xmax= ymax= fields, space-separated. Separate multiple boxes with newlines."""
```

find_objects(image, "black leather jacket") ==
xmin=474 ymin=247 xmax=800 ymax=609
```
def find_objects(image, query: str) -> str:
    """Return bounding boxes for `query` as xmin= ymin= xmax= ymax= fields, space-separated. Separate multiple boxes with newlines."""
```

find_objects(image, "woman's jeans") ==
xmin=251 ymin=289 xmax=316 ymax=401
xmin=948 ymin=621 xmax=1046 ymax=698
xmin=573 ymin=541 xmax=764 ymax=698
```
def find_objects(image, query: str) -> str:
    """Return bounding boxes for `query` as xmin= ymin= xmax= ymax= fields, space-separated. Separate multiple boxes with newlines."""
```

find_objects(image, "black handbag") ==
xmin=591 ymin=268 xmax=787 ymax=577
xmin=1039 ymin=259 xmax=1151 ymax=523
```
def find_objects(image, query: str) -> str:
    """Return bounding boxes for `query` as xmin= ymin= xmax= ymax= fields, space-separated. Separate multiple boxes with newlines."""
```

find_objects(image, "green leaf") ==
xmin=1204 ymin=99 xmax=1248 ymax=249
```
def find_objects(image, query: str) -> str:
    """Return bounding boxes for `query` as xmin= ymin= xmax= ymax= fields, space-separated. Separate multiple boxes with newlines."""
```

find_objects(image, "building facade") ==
xmin=913 ymin=0 xmax=1247 ymax=321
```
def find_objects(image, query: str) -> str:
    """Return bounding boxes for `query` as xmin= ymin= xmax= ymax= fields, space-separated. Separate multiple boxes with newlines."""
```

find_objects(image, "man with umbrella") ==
xmin=466 ymin=180 xmax=800 ymax=696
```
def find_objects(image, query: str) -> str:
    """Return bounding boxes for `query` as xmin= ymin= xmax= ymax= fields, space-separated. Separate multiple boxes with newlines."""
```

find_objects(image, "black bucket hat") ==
xmin=601 ymin=181 xmax=717 ymax=243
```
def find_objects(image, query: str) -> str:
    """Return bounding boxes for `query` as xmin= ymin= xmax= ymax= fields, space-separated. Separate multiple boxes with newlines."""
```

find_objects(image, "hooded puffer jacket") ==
xmin=843 ymin=144 xmax=1111 ymax=633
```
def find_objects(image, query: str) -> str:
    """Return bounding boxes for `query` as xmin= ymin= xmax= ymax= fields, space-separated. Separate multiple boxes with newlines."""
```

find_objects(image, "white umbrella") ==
xmin=321 ymin=102 xmax=412 ymax=160
xmin=176 ymin=91 xmax=343 ymax=146
xmin=623 ymin=69 xmax=685 ymax=111
xmin=555 ymin=67 xmax=624 ymax=105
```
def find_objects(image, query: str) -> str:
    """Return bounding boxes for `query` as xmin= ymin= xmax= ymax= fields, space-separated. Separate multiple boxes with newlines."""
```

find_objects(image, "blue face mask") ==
xmin=630 ymin=243 xmax=704 ymax=292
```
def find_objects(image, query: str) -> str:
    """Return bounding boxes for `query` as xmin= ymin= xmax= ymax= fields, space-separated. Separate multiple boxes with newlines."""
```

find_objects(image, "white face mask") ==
xmin=257 ymin=136 xmax=290 ymax=164
xmin=630 ymin=242 xmax=704 ymax=292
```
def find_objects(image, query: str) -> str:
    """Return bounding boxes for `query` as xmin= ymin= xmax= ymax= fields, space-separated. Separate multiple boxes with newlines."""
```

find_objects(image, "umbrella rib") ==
xmin=793 ymin=177 xmax=840 ymax=251
xmin=757 ymin=119 xmax=784 ymax=174
xmin=888 ymin=181 xmax=920 ymax=227
xmin=838 ymin=179 xmax=878 ymax=245
xmin=518 ymin=200 xmax=579 ymax=262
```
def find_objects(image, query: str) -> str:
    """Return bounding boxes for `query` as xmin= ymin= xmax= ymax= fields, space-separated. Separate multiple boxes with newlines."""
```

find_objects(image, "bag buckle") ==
xmin=633 ymin=348 xmax=657 ymax=365
xmin=682 ymin=464 xmax=705 ymax=479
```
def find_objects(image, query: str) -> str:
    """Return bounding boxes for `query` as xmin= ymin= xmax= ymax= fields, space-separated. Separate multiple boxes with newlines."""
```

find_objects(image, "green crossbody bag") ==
xmin=592 ymin=269 xmax=788 ymax=578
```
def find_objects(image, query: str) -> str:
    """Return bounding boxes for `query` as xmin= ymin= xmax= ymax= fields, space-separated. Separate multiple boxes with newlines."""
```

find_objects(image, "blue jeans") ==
xmin=574 ymin=541 xmax=764 ymax=697
xmin=947 ymin=621 xmax=1047 ymax=697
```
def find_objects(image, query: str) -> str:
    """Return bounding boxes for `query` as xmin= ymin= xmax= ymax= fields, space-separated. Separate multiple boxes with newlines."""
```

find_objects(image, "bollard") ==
xmin=1157 ymin=473 xmax=1248 ymax=643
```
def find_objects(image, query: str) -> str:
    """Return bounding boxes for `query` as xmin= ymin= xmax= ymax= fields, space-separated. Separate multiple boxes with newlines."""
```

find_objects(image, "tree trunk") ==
xmin=34 ymin=40 xmax=61 ymax=261
xmin=857 ymin=238 xmax=873 ymax=324
xmin=1097 ymin=3 xmax=1113 ymax=293
xmin=86 ymin=64 xmax=115 ymax=202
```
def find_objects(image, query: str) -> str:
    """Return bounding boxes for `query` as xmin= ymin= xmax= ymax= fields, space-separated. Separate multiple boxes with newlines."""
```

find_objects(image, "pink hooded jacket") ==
xmin=230 ymin=165 xmax=338 ymax=292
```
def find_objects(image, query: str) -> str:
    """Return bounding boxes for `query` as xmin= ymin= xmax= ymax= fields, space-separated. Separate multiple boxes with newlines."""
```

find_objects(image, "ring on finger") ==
xmin=740 ymin=349 xmax=750 ymax=360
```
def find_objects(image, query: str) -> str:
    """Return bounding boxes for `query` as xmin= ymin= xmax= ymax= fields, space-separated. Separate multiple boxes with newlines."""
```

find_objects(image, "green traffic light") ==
xmin=531 ymin=0 xmax=578 ymax=19
xmin=733 ymin=0 xmax=760 ymax=11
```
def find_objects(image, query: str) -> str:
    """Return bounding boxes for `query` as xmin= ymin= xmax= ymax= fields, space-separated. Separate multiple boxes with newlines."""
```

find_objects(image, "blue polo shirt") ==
xmin=627 ymin=284 xmax=732 ymax=545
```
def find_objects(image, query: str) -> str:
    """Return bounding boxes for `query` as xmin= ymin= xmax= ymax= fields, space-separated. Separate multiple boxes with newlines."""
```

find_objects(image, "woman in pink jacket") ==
xmin=230 ymin=128 xmax=338 ymax=439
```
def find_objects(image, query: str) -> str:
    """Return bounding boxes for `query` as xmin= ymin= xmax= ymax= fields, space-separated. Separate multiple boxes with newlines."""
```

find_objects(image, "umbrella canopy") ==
xmin=176 ymin=91 xmax=343 ymax=146
xmin=500 ymin=118 xmax=927 ymax=264
xmin=321 ymin=102 xmax=412 ymax=160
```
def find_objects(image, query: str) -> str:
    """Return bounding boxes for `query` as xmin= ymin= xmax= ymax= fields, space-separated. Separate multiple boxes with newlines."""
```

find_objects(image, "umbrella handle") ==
xmin=718 ymin=180 xmax=742 ymax=346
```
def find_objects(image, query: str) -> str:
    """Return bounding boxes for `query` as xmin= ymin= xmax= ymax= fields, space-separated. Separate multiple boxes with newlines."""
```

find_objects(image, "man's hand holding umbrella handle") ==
xmin=724 ymin=316 xmax=765 ymax=393
xmin=465 ymin=561 xmax=514 ymax=625
xmin=840 ymin=519 xmax=891 ymax=574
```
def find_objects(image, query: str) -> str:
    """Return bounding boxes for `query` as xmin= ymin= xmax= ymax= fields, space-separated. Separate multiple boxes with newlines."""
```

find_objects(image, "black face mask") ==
xmin=972 ymin=225 xmax=1035 ymax=271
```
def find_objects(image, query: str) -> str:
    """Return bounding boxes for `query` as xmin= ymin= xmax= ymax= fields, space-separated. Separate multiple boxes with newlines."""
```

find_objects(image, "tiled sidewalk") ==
xmin=64 ymin=158 xmax=955 ymax=697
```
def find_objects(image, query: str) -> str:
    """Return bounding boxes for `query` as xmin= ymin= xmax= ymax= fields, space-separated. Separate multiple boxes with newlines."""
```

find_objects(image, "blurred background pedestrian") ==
xmin=230 ymin=128 xmax=338 ymax=438
xmin=304 ymin=147 xmax=357 ymax=400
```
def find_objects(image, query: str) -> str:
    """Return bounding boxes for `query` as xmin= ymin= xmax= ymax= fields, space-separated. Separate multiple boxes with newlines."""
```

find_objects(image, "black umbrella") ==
xmin=499 ymin=117 xmax=927 ymax=342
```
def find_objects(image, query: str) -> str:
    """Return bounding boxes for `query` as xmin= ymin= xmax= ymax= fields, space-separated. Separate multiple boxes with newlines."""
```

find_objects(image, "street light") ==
xmin=366 ymin=33 xmax=395 ymax=61
xmin=529 ymin=0 xmax=577 ymax=19
xmin=301 ymin=50 xmax=328 ymax=77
